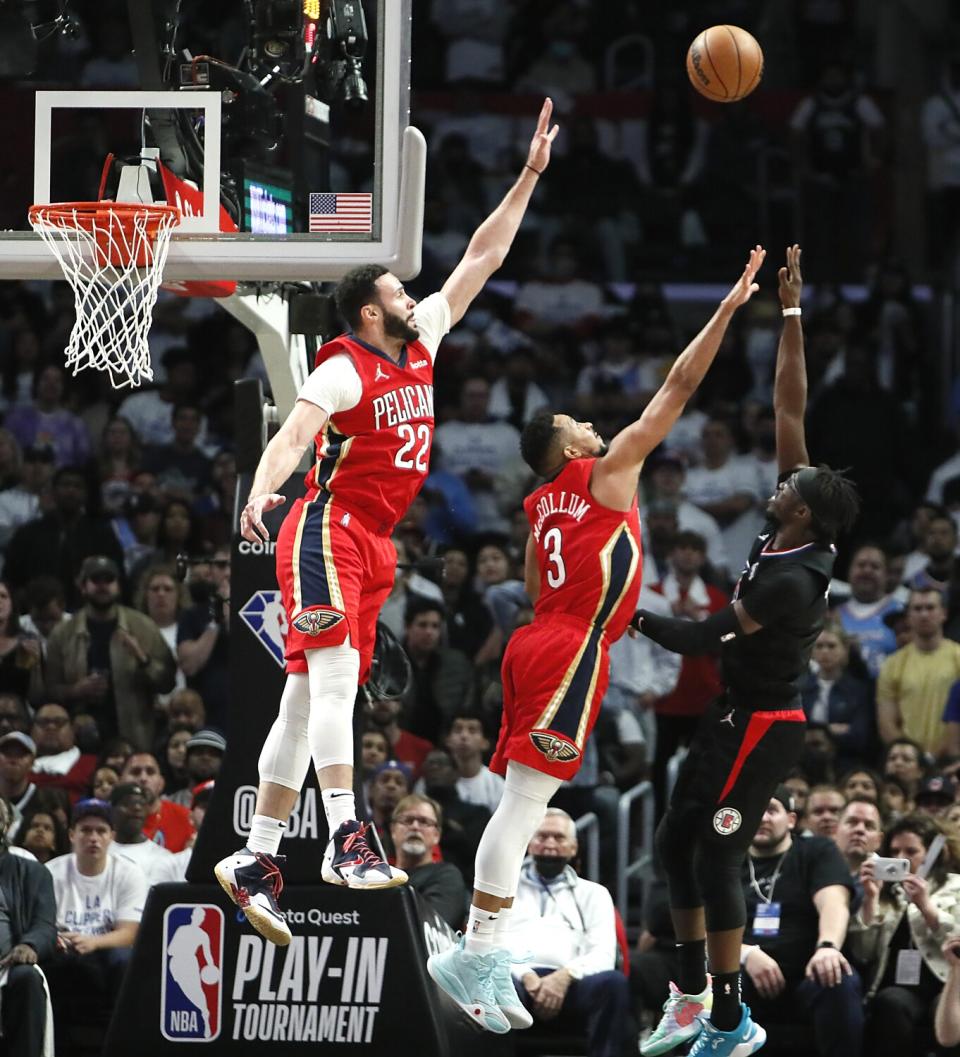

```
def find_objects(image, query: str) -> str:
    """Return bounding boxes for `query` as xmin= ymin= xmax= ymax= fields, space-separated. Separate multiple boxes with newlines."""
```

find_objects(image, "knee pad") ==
xmin=258 ymin=673 xmax=311 ymax=790
xmin=474 ymin=761 xmax=562 ymax=899
xmin=695 ymin=842 xmax=746 ymax=932
xmin=305 ymin=642 xmax=360 ymax=770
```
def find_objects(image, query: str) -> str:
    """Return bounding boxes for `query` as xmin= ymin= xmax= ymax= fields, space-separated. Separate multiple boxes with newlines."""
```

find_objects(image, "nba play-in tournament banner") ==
xmin=104 ymin=883 xmax=500 ymax=1056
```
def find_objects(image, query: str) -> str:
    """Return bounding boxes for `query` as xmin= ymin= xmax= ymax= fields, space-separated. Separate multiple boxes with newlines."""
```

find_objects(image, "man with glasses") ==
xmin=390 ymin=794 xmax=466 ymax=929
xmin=46 ymin=555 xmax=176 ymax=749
xmin=29 ymin=703 xmax=96 ymax=802
xmin=636 ymin=248 xmax=862 ymax=1057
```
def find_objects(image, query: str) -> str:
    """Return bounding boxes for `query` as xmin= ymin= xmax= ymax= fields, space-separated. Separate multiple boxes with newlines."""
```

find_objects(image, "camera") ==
xmin=871 ymin=856 xmax=911 ymax=883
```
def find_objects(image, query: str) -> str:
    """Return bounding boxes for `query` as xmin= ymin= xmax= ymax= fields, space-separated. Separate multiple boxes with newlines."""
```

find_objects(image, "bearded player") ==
xmin=426 ymin=247 xmax=767 ymax=1034
xmin=214 ymin=100 xmax=559 ymax=946
xmin=638 ymin=247 xmax=861 ymax=1057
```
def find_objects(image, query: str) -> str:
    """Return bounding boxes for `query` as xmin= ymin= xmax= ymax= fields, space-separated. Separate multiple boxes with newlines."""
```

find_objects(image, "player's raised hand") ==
xmin=722 ymin=245 xmax=766 ymax=309
xmin=526 ymin=97 xmax=560 ymax=175
xmin=241 ymin=493 xmax=287 ymax=543
xmin=778 ymin=244 xmax=803 ymax=309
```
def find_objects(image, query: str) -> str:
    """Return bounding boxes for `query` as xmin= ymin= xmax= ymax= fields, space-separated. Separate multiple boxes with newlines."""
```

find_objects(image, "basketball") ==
xmin=200 ymin=965 xmax=220 ymax=986
xmin=686 ymin=25 xmax=764 ymax=102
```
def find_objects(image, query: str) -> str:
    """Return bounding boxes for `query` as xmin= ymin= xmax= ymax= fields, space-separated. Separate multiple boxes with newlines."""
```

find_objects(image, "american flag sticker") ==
xmin=309 ymin=192 xmax=373 ymax=233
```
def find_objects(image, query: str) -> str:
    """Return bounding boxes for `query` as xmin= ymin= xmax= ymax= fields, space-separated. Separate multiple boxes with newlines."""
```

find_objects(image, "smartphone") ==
xmin=872 ymin=856 xmax=911 ymax=883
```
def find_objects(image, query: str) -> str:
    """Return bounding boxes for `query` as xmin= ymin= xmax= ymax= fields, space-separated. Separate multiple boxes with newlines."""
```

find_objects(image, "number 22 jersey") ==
xmin=297 ymin=292 xmax=450 ymax=535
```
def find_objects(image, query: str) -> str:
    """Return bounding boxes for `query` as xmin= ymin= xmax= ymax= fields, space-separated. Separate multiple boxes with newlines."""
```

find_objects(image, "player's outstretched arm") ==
xmin=440 ymin=98 xmax=559 ymax=326
xmin=774 ymin=244 xmax=810 ymax=472
xmin=241 ymin=399 xmax=329 ymax=543
xmin=591 ymin=247 xmax=765 ymax=510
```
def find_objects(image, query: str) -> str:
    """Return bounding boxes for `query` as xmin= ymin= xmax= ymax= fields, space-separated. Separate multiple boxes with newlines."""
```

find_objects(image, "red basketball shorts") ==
xmin=275 ymin=492 xmax=396 ymax=683
xmin=490 ymin=614 xmax=612 ymax=781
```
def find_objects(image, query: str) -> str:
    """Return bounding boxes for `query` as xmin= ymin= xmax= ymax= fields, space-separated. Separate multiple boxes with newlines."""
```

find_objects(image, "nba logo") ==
xmin=161 ymin=904 xmax=224 ymax=1042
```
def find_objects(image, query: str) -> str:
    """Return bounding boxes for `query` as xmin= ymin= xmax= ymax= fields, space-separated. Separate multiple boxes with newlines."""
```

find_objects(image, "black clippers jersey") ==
xmin=722 ymin=521 xmax=836 ymax=708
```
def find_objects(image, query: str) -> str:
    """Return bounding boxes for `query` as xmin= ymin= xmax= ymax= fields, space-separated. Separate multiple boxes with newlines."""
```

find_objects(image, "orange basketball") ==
xmin=686 ymin=25 xmax=764 ymax=103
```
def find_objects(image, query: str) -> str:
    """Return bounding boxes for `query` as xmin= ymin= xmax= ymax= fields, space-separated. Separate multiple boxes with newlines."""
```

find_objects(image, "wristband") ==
xmin=524 ymin=163 xmax=542 ymax=176
xmin=782 ymin=307 xmax=802 ymax=317
xmin=740 ymin=945 xmax=758 ymax=967
xmin=816 ymin=940 xmax=836 ymax=950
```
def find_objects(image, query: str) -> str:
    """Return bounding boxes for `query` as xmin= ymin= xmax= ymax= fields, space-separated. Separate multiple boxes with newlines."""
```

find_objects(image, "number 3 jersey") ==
xmin=526 ymin=456 xmax=643 ymax=644
xmin=297 ymin=292 xmax=450 ymax=535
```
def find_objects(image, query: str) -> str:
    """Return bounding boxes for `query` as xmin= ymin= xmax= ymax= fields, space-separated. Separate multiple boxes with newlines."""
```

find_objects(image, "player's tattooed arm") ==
xmin=441 ymin=98 xmax=558 ymax=326
xmin=774 ymin=244 xmax=810 ymax=473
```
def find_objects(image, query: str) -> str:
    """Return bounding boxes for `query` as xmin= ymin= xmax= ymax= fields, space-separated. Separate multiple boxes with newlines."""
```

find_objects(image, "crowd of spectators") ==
xmin=0 ymin=1 xmax=958 ymax=1055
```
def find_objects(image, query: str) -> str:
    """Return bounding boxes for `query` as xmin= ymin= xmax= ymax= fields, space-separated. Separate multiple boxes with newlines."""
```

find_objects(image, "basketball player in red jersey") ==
xmin=214 ymin=100 xmax=560 ymax=946
xmin=427 ymin=246 xmax=767 ymax=1033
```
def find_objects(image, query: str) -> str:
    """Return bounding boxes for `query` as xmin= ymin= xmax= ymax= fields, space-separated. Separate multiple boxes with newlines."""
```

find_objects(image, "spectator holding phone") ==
xmin=849 ymin=813 xmax=960 ymax=1057
xmin=935 ymin=935 xmax=960 ymax=1048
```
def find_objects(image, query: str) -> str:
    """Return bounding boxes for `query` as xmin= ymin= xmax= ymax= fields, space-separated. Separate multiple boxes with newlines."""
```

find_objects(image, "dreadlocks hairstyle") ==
xmin=520 ymin=409 xmax=562 ymax=477
xmin=334 ymin=264 xmax=389 ymax=330
xmin=805 ymin=465 xmax=861 ymax=543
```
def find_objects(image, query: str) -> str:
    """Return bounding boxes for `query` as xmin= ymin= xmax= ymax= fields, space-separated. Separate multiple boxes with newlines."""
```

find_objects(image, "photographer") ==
xmin=176 ymin=547 xmax=230 ymax=730
xmin=849 ymin=813 xmax=960 ymax=1057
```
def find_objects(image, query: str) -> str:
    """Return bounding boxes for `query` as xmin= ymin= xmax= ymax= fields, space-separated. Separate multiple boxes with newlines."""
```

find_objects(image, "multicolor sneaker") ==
xmin=214 ymin=849 xmax=291 ymax=946
xmin=688 ymin=1004 xmax=766 ymax=1057
xmin=489 ymin=948 xmax=533 ymax=1030
xmin=321 ymin=820 xmax=408 ymax=889
xmin=426 ymin=937 xmax=511 ymax=1034
xmin=640 ymin=979 xmax=712 ymax=1055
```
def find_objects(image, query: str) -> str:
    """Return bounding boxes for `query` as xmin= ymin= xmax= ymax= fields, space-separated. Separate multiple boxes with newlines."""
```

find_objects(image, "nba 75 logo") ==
xmin=161 ymin=904 xmax=224 ymax=1042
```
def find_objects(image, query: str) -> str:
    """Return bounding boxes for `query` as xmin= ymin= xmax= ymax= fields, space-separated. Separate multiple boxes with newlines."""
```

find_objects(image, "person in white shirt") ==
xmin=445 ymin=712 xmax=505 ymax=815
xmin=506 ymin=809 xmax=636 ymax=1056
xmin=44 ymin=797 xmax=147 ymax=1037
xmin=108 ymin=783 xmax=181 ymax=885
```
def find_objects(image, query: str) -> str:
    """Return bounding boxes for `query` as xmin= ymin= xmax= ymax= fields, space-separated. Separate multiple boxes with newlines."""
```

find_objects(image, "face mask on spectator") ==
xmin=533 ymin=854 xmax=569 ymax=880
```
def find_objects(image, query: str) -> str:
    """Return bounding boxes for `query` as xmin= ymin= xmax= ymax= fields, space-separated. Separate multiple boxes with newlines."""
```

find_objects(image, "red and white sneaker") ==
xmin=214 ymin=849 xmax=291 ymax=946
xmin=321 ymin=820 xmax=407 ymax=889
xmin=640 ymin=979 xmax=712 ymax=1056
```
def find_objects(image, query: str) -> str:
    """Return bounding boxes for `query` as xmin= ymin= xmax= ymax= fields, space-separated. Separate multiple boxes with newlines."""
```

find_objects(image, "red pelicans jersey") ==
xmin=299 ymin=293 xmax=448 ymax=536
xmin=526 ymin=457 xmax=643 ymax=643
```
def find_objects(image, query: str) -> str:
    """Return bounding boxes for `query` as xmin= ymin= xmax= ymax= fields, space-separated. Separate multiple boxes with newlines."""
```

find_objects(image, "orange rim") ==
xmin=28 ymin=201 xmax=181 ymax=233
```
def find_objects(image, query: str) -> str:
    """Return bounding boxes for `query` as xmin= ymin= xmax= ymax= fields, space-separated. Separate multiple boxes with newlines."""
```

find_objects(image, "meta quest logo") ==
xmin=239 ymin=590 xmax=288 ymax=668
xmin=161 ymin=904 xmax=224 ymax=1042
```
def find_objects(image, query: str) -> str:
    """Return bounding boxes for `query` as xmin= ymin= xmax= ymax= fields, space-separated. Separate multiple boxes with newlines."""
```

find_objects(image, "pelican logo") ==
xmin=713 ymin=807 xmax=742 ymax=835
xmin=292 ymin=608 xmax=345 ymax=636
xmin=375 ymin=365 xmax=389 ymax=382
xmin=529 ymin=730 xmax=580 ymax=763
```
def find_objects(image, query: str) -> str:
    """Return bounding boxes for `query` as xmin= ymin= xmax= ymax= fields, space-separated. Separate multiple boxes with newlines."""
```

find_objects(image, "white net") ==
xmin=28 ymin=203 xmax=181 ymax=389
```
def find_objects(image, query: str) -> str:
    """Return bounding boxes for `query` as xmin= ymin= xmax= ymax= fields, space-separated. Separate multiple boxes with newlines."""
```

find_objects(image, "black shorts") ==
xmin=667 ymin=696 xmax=806 ymax=855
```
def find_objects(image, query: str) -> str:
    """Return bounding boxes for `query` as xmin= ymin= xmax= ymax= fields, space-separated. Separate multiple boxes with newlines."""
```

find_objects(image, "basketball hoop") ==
xmin=28 ymin=201 xmax=181 ymax=389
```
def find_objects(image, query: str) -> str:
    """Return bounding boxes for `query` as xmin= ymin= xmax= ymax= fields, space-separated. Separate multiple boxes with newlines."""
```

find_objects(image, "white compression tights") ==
xmin=473 ymin=760 xmax=563 ymax=899
xmin=257 ymin=642 xmax=360 ymax=788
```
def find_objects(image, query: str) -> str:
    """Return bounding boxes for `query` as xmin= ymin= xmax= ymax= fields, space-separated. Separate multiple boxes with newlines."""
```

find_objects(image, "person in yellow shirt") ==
xmin=877 ymin=587 xmax=960 ymax=758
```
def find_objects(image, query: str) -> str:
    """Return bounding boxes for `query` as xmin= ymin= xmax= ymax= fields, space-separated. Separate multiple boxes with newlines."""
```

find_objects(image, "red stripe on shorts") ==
xmin=716 ymin=708 xmax=805 ymax=804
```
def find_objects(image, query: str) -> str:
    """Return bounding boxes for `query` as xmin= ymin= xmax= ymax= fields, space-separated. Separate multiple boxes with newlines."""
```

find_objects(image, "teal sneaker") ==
xmin=488 ymin=949 xmax=533 ymax=1030
xmin=641 ymin=979 xmax=711 ymax=1055
xmin=688 ymin=1003 xmax=766 ymax=1057
xmin=427 ymin=938 xmax=511 ymax=1034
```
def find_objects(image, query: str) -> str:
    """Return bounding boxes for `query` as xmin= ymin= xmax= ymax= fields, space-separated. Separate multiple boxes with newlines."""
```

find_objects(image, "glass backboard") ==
xmin=0 ymin=0 xmax=423 ymax=281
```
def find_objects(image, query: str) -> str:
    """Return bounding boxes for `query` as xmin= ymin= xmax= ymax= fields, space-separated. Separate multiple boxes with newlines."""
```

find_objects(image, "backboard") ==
xmin=0 ymin=0 xmax=424 ymax=282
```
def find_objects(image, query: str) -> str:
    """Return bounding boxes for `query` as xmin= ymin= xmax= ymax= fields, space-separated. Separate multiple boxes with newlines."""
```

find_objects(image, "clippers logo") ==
xmin=713 ymin=807 xmax=742 ymax=836
xmin=292 ymin=608 xmax=345 ymax=636
xmin=161 ymin=904 xmax=223 ymax=1042
xmin=238 ymin=590 xmax=288 ymax=668
xmin=529 ymin=730 xmax=580 ymax=763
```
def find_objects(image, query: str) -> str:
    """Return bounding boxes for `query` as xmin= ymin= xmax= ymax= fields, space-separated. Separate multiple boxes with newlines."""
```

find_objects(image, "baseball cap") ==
xmin=916 ymin=774 xmax=957 ymax=804
xmin=71 ymin=798 xmax=113 ymax=825
xmin=373 ymin=759 xmax=413 ymax=784
xmin=79 ymin=555 xmax=120 ymax=582
xmin=187 ymin=728 xmax=227 ymax=754
xmin=0 ymin=731 xmax=36 ymax=754
xmin=109 ymin=782 xmax=147 ymax=806
xmin=190 ymin=779 xmax=215 ymax=809
xmin=770 ymin=784 xmax=796 ymax=813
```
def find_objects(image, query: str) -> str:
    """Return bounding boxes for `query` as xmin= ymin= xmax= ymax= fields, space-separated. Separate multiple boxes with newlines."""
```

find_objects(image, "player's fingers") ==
xmin=547 ymin=123 xmax=560 ymax=142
